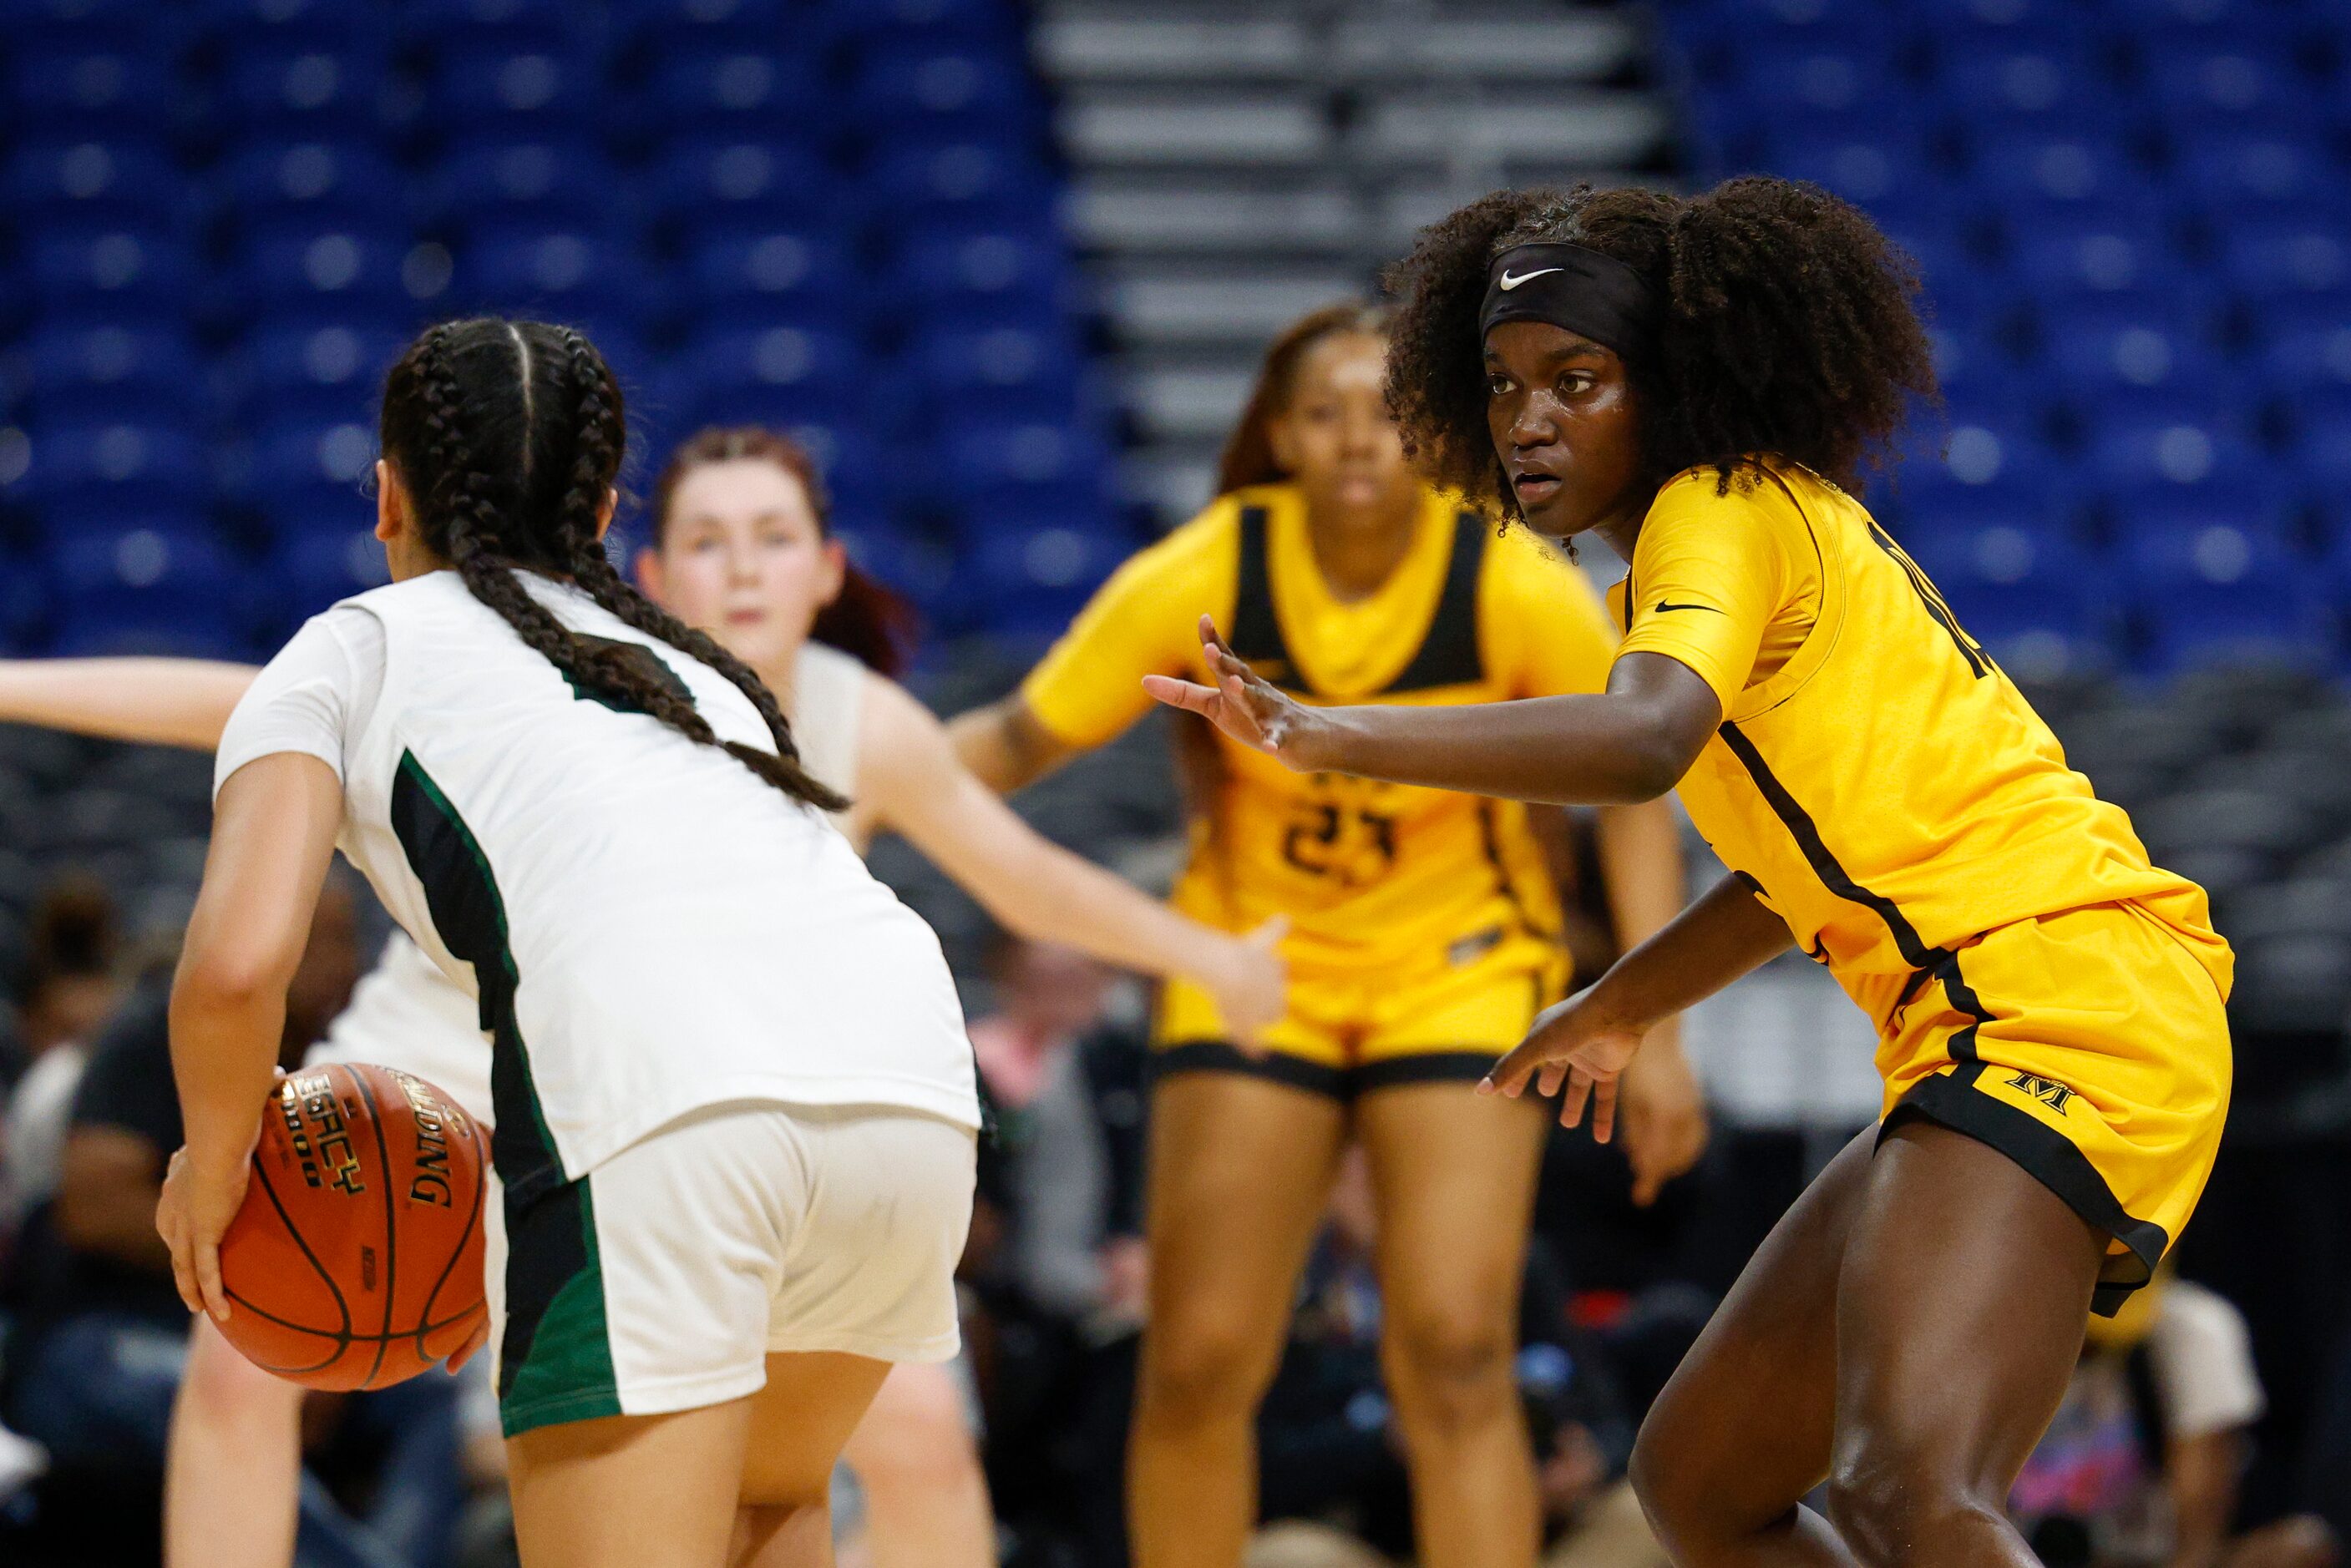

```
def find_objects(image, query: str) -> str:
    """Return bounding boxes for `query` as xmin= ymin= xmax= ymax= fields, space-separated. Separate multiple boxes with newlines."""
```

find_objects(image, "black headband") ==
xmin=1478 ymin=242 xmax=1654 ymax=360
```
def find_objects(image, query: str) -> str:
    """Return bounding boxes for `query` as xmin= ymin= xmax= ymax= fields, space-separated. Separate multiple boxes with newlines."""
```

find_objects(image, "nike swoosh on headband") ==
xmin=1497 ymin=267 xmax=1563 ymax=291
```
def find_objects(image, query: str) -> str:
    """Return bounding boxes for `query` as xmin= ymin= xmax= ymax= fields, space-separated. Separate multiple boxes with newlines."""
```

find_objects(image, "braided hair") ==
xmin=378 ymin=318 xmax=846 ymax=813
xmin=1381 ymin=178 xmax=1938 ymax=517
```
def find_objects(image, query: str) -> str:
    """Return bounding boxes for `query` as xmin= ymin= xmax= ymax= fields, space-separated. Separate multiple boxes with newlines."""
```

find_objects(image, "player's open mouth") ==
xmin=1511 ymin=471 xmax=1562 ymax=505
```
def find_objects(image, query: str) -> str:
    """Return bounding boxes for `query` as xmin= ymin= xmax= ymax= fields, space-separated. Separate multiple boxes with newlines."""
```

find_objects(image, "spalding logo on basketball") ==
xmin=217 ymin=1061 xmax=490 ymax=1391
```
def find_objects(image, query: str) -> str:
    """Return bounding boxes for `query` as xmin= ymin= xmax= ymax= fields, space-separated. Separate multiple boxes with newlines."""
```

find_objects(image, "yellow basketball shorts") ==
xmin=1155 ymin=926 xmax=1567 ymax=1100
xmin=1878 ymin=900 xmax=2232 ymax=1315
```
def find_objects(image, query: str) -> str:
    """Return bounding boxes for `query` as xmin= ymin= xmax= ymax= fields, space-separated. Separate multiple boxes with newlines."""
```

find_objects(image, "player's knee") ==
xmin=1824 ymin=1441 xmax=2001 ymax=1565
xmin=1137 ymin=1310 xmax=1278 ymax=1426
xmin=846 ymin=1378 xmax=980 ymax=1494
xmin=1382 ymin=1299 xmax=1515 ymax=1434
xmin=175 ymin=1321 xmax=301 ymax=1429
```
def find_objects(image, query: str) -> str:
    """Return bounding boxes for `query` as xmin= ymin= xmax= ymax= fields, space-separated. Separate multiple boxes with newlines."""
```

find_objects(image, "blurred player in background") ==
xmin=0 ymin=419 xmax=1285 ymax=1568
xmin=951 ymin=301 xmax=1699 ymax=1568
xmin=1155 ymin=178 xmax=2238 ymax=1568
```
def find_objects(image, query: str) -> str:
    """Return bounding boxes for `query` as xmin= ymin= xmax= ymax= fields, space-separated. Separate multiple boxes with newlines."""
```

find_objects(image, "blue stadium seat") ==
xmin=214 ymin=140 xmax=407 ymax=226
xmin=456 ymin=225 xmax=651 ymax=324
xmin=2085 ymin=417 xmax=2260 ymax=492
xmin=424 ymin=137 xmax=616 ymax=228
xmin=2145 ymin=45 xmax=2307 ymax=129
xmin=962 ymin=522 xmax=1127 ymax=638
xmin=219 ymin=42 xmax=391 ymax=134
xmin=46 ymin=524 xmax=246 ymax=656
xmin=623 ymin=0 xmax=793 ymax=46
xmin=678 ymin=225 xmax=859 ymax=326
xmin=647 ymin=138 xmax=836 ymax=225
xmin=265 ymin=526 xmax=392 ymax=619
xmin=12 ymin=422 xmax=209 ymax=508
xmin=2255 ymin=295 xmax=2351 ymax=394
xmin=2218 ymin=219 xmax=2350 ymax=298
xmin=431 ymin=45 xmax=602 ymax=129
xmin=2288 ymin=389 xmax=2351 ymax=486
xmin=2175 ymin=132 xmax=2337 ymax=216
xmin=2043 ymin=303 xmax=2220 ymax=395
xmin=849 ymin=48 xmax=1039 ymax=139
xmin=236 ymin=323 xmax=409 ymax=422
xmin=938 ymin=421 xmax=1113 ymax=512
xmin=1937 ymin=44 xmax=2122 ymax=129
xmin=645 ymin=48 xmax=827 ymax=136
xmin=237 ymin=221 xmax=418 ymax=318
xmin=2006 ymin=220 xmax=2191 ymax=302
xmin=905 ymin=327 xmax=1084 ymax=423
xmin=1886 ymin=473 xmax=2075 ymax=545
xmin=2124 ymin=520 xmax=2328 ymax=671
xmin=1965 ymin=132 xmax=2157 ymax=210
xmin=1901 ymin=529 xmax=2112 ymax=674
xmin=6 ymin=139 xmax=184 ymax=221
xmin=864 ymin=141 xmax=1052 ymax=225
xmin=1766 ymin=130 xmax=1940 ymax=207
xmin=884 ymin=230 xmax=1069 ymax=318
xmin=821 ymin=0 xmax=1025 ymax=50
xmin=6 ymin=43 xmax=181 ymax=136
xmin=27 ymin=226 xmax=200 ymax=313
xmin=23 ymin=325 xmax=205 ymax=427
xmin=667 ymin=326 xmax=869 ymax=431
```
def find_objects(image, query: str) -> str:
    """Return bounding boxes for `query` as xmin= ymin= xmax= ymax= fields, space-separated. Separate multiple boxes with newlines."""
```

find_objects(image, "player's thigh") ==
xmin=508 ymin=1401 xmax=752 ymax=1568
xmin=1630 ymin=1125 xmax=1877 ymax=1538
xmin=739 ymin=1351 xmax=894 ymax=1508
xmin=839 ymin=1359 xmax=976 ymax=1479
xmin=1141 ymin=1070 xmax=1348 ymax=1393
xmin=1827 ymin=1118 xmax=2105 ymax=1513
xmin=1354 ymin=1080 xmax=1548 ymax=1363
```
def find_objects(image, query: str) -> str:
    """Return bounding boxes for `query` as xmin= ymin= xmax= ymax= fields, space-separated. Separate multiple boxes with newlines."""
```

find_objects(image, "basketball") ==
xmin=215 ymin=1062 xmax=491 ymax=1392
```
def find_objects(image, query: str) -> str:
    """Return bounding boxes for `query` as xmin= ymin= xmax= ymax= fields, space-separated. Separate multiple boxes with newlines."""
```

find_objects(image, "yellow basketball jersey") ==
xmin=1021 ymin=483 xmax=1620 ymax=974
xmin=1609 ymin=458 xmax=2233 ymax=1030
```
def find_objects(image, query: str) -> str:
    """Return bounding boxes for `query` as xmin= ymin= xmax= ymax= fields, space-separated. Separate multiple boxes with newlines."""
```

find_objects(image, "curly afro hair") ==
xmin=1381 ymin=177 xmax=1938 ymax=518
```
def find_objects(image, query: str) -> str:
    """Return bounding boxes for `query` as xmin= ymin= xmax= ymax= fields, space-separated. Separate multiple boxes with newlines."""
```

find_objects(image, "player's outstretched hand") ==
xmin=1143 ymin=616 xmax=1326 ymax=771
xmin=1614 ymin=1041 xmax=1709 ymax=1206
xmin=1481 ymin=989 xmax=1647 ymax=1141
xmin=157 ymin=1146 xmax=250 ymax=1324
xmin=1211 ymin=916 xmax=1290 ymax=1057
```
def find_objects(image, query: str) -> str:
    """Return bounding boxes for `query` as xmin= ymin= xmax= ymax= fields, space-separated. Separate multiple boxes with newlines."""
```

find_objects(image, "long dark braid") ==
xmin=382 ymin=318 xmax=845 ymax=813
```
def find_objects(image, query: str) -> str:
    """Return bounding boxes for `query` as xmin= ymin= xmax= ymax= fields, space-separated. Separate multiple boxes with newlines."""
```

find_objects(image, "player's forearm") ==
xmin=1585 ymin=873 xmax=1794 ymax=1032
xmin=1295 ymin=693 xmax=1686 ymax=805
xmin=945 ymin=698 xmax=1072 ymax=795
xmin=1597 ymin=799 xmax=1691 ymax=1055
xmin=0 ymin=658 xmax=258 ymax=750
xmin=982 ymin=833 xmax=1229 ymax=985
xmin=169 ymin=965 xmax=287 ymax=1176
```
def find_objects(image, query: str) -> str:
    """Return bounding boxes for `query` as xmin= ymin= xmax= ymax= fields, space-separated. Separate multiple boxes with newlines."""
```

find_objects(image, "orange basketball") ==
xmin=217 ymin=1062 xmax=491 ymax=1391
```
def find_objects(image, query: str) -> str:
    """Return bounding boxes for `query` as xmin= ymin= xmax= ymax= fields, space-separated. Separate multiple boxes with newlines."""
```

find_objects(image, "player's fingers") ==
xmin=1198 ymin=614 xmax=1242 ymax=664
xmin=1589 ymin=1078 xmax=1619 ymax=1146
xmin=1142 ymin=675 xmax=1219 ymax=716
xmin=1247 ymin=915 xmax=1290 ymax=948
xmin=195 ymin=1238 xmax=231 ymax=1323
xmin=1561 ymin=1070 xmax=1594 ymax=1130
xmin=1537 ymin=1062 xmax=1568 ymax=1098
xmin=448 ymin=1317 xmax=490 ymax=1373
xmin=1480 ymin=1042 xmax=1541 ymax=1098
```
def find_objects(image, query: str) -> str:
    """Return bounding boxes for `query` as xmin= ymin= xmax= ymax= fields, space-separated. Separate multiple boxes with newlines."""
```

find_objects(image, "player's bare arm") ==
xmin=0 ymin=657 xmax=261 ymax=751
xmin=1486 ymin=873 xmax=1791 ymax=1136
xmin=160 ymin=752 xmax=343 ymax=1323
xmin=1147 ymin=616 xmax=1720 ymax=806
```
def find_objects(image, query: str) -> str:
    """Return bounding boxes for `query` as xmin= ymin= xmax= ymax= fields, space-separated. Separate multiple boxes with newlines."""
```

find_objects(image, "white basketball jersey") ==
xmin=307 ymin=932 xmax=495 ymax=1124
xmin=788 ymin=641 xmax=867 ymax=837
xmin=304 ymin=570 xmax=975 ymax=1201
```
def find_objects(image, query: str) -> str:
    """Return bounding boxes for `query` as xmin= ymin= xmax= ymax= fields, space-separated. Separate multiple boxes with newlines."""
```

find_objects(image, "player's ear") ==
xmin=374 ymin=459 xmax=408 ymax=544
xmin=595 ymin=485 xmax=618 ymax=540
xmin=1265 ymin=413 xmax=1300 ymax=476
xmin=634 ymin=545 xmax=665 ymax=600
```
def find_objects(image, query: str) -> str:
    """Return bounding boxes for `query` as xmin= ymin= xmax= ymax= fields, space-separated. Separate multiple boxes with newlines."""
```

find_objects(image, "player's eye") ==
xmin=1558 ymin=372 xmax=1594 ymax=395
xmin=1487 ymin=373 xmax=1513 ymax=396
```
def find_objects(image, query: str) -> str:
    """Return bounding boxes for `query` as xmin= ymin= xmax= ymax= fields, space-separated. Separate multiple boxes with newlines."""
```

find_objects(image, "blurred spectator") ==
xmin=0 ymin=878 xmax=125 ymax=1236
xmin=2012 ymin=1272 xmax=2340 ymax=1568
xmin=0 ymin=876 xmax=472 ymax=1567
xmin=970 ymin=933 xmax=1118 ymax=1114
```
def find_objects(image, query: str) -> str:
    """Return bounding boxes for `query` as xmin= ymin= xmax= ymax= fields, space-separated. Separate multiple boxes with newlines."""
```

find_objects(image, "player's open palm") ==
xmin=1482 ymin=990 xmax=1647 ymax=1141
xmin=1143 ymin=615 xmax=1321 ymax=769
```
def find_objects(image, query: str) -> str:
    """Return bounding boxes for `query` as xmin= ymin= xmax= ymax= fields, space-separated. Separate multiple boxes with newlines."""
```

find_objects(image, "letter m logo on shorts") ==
xmin=2006 ymin=1071 xmax=2075 ymax=1115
